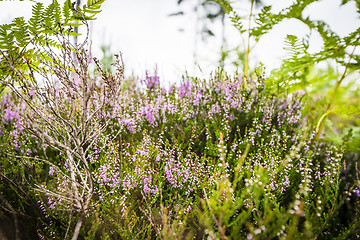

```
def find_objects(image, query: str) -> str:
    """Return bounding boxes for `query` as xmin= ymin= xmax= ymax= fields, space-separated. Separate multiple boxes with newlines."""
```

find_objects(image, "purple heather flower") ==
xmin=151 ymin=185 xmax=158 ymax=194
xmin=49 ymin=166 xmax=55 ymax=175
xmin=230 ymin=100 xmax=238 ymax=108
xmin=143 ymin=185 xmax=149 ymax=194
xmin=164 ymin=164 xmax=175 ymax=185
xmin=179 ymin=80 xmax=190 ymax=99
xmin=211 ymin=105 xmax=217 ymax=114
xmin=20 ymin=101 xmax=26 ymax=111
xmin=354 ymin=187 xmax=360 ymax=197
xmin=283 ymin=176 xmax=290 ymax=186
xmin=192 ymin=90 xmax=203 ymax=106
xmin=4 ymin=108 xmax=19 ymax=122
xmin=143 ymin=71 xmax=160 ymax=89
xmin=184 ymin=204 xmax=192 ymax=214
xmin=135 ymin=167 xmax=141 ymax=176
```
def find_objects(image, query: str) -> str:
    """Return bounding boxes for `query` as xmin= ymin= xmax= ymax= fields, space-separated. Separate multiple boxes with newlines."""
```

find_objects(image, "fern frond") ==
xmin=344 ymin=26 xmax=360 ymax=46
xmin=251 ymin=6 xmax=284 ymax=41
xmin=229 ymin=11 xmax=245 ymax=34
xmin=283 ymin=35 xmax=307 ymax=61
xmin=43 ymin=3 xmax=56 ymax=34
xmin=0 ymin=0 xmax=102 ymax=91
xmin=213 ymin=0 xmax=233 ymax=14
xmin=310 ymin=20 xmax=341 ymax=49
xmin=85 ymin=0 xmax=105 ymax=13
xmin=63 ymin=0 xmax=72 ymax=26
xmin=52 ymin=0 xmax=62 ymax=25
xmin=285 ymin=0 xmax=318 ymax=19
xmin=73 ymin=0 xmax=106 ymax=20
xmin=268 ymin=34 xmax=315 ymax=90
xmin=28 ymin=2 xmax=45 ymax=44
xmin=29 ymin=2 xmax=44 ymax=34
xmin=214 ymin=0 xmax=244 ymax=33
xmin=333 ymin=105 xmax=360 ymax=116
xmin=0 ymin=24 xmax=16 ymax=51
xmin=13 ymin=17 xmax=30 ymax=47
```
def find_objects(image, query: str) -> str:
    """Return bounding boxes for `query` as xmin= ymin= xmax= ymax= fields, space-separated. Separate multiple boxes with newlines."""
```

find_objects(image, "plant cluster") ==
xmin=1 ymin=41 xmax=359 ymax=238
xmin=0 ymin=0 xmax=360 ymax=239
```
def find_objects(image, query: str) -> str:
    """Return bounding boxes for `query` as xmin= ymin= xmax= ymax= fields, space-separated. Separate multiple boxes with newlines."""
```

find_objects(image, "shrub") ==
xmin=0 ymin=17 xmax=359 ymax=240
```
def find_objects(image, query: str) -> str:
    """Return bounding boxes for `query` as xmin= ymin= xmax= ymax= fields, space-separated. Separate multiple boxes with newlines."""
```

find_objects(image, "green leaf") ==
xmin=0 ymin=24 xmax=15 ymax=50
xmin=12 ymin=17 xmax=30 ymax=47
xmin=29 ymin=2 xmax=44 ymax=35
xmin=63 ymin=0 xmax=72 ymax=25
xmin=251 ymin=5 xmax=284 ymax=41
xmin=73 ymin=0 xmax=106 ymax=20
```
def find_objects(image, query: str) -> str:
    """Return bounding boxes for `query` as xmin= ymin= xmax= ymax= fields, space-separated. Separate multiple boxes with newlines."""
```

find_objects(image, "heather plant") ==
xmin=1 ymin=47 xmax=360 ymax=239
xmin=0 ymin=91 xmax=46 ymax=239
xmin=60 ymin=70 xmax=358 ymax=239
xmin=0 ymin=1 xmax=360 ymax=239
xmin=1 ymin=18 xmax=125 ymax=238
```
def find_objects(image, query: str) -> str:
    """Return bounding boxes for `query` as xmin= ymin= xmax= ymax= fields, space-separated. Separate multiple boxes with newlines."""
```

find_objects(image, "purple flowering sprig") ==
xmin=142 ymin=70 xmax=160 ymax=90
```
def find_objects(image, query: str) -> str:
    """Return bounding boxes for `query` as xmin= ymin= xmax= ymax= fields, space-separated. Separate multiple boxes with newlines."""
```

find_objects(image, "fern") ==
xmin=0 ymin=0 xmax=106 ymax=49
xmin=85 ymin=0 xmax=106 ymax=17
xmin=229 ymin=11 xmax=246 ymax=34
xmin=53 ymin=0 xmax=62 ymax=26
xmin=344 ymin=26 xmax=360 ymax=47
xmin=43 ymin=3 xmax=56 ymax=34
xmin=0 ymin=24 xmax=15 ymax=51
xmin=214 ymin=0 xmax=245 ymax=33
xmin=283 ymin=35 xmax=308 ymax=62
xmin=333 ymin=105 xmax=360 ymax=116
xmin=28 ymin=2 xmax=44 ymax=36
xmin=268 ymin=34 xmax=314 ymax=90
xmin=214 ymin=0 xmax=233 ymax=14
xmin=0 ymin=0 xmax=106 ymax=93
xmin=74 ymin=0 xmax=106 ymax=20
xmin=13 ymin=17 xmax=30 ymax=48
xmin=63 ymin=0 xmax=72 ymax=26
xmin=251 ymin=6 xmax=284 ymax=42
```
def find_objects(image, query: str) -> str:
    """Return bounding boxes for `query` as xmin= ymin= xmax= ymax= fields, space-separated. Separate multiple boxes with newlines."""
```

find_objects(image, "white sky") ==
xmin=0 ymin=0 xmax=359 ymax=85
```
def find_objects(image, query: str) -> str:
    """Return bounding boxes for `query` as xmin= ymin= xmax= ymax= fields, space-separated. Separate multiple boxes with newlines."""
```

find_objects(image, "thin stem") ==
xmin=244 ymin=0 xmax=254 ymax=88
xmin=315 ymin=43 xmax=358 ymax=140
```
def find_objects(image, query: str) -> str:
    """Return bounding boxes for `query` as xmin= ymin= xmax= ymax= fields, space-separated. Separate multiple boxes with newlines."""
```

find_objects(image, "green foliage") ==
xmin=63 ymin=0 xmax=72 ymax=26
xmin=12 ymin=17 xmax=30 ymax=47
xmin=269 ymin=34 xmax=313 ymax=90
xmin=1 ymin=0 xmax=360 ymax=239
xmin=216 ymin=0 xmax=245 ymax=34
xmin=0 ymin=24 xmax=15 ymax=50
xmin=80 ymin=0 xmax=107 ymax=20
xmin=0 ymin=0 xmax=106 ymax=93
xmin=251 ymin=5 xmax=282 ymax=41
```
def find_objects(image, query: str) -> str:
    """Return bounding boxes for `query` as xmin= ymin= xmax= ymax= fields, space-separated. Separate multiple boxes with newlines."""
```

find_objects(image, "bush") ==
xmin=0 ymin=23 xmax=359 ymax=239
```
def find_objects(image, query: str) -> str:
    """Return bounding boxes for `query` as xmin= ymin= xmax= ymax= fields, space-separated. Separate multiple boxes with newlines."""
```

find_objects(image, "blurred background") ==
xmin=0 ymin=0 xmax=359 ymax=85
